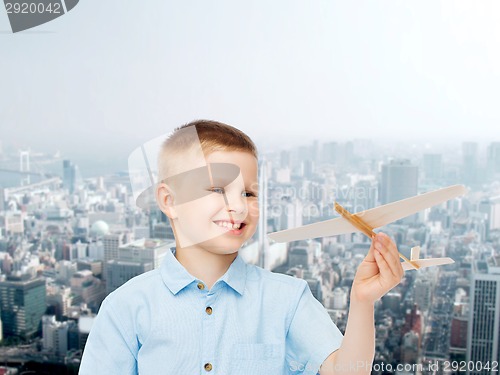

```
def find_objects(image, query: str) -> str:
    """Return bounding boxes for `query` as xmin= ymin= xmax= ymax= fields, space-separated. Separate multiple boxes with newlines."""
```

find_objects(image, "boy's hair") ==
xmin=158 ymin=120 xmax=258 ymax=180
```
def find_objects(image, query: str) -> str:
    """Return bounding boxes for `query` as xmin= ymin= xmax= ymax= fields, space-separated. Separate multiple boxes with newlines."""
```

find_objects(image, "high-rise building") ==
xmin=117 ymin=238 xmax=170 ymax=269
xmin=42 ymin=315 xmax=69 ymax=356
xmin=103 ymin=232 xmax=132 ymax=278
xmin=63 ymin=159 xmax=78 ymax=194
xmin=281 ymin=199 xmax=303 ymax=230
xmin=380 ymin=159 xmax=418 ymax=223
xmin=288 ymin=246 xmax=309 ymax=269
xmin=402 ymin=304 xmax=422 ymax=339
xmin=148 ymin=207 xmax=168 ymax=239
xmin=0 ymin=275 xmax=46 ymax=339
xmin=353 ymin=180 xmax=377 ymax=212
xmin=103 ymin=233 xmax=125 ymax=263
xmin=78 ymin=316 xmax=94 ymax=351
xmin=280 ymin=150 xmax=290 ymax=169
xmin=422 ymin=153 xmax=443 ymax=182
xmin=380 ymin=159 xmax=418 ymax=204
xmin=306 ymin=279 xmax=322 ymax=302
xmin=450 ymin=313 xmax=468 ymax=360
xmin=462 ymin=142 xmax=479 ymax=186
xmin=105 ymin=238 xmax=172 ymax=294
xmin=46 ymin=285 xmax=73 ymax=320
xmin=467 ymin=257 xmax=500 ymax=374
xmin=77 ymin=259 xmax=103 ymax=278
xmin=151 ymin=222 xmax=175 ymax=241
xmin=70 ymin=270 xmax=106 ymax=311
xmin=322 ymin=142 xmax=337 ymax=164
xmin=106 ymin=261 xmax=153 ymax=295
xmin=401 ymin=330 xmax=420 ymax=364
xmin=302 ymin=159 xmax=314 ymax=179
xmin=486 ymin=142 xmax=500 ymax=178
xmin=413 ymin=277 xmax=433 ymax=311
xmin=331 ymin=287 xmax=347 ymax=310
xmin=0 ymin=187 xmax=5 ymax=212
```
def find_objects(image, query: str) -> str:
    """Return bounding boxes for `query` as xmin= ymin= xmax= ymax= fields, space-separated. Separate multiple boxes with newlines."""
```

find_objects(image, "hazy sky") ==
xmin=1 ymin=1 xmax=499 ymax=174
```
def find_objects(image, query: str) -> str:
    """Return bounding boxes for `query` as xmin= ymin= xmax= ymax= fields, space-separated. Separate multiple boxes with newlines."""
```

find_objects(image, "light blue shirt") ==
xmin=79 ymin=248 xmax=343 ymax=375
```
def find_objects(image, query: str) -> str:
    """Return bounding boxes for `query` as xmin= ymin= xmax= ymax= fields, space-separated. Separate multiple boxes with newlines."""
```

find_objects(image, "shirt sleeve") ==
xmin=285 ymin=279 xmax=343 ymax=375
xmin=79 ymin=297 xmax=138 ymax=375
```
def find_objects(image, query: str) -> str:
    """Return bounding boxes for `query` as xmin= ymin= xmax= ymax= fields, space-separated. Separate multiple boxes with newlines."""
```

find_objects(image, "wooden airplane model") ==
xmin=267 ymin=184 xmax=467 ymax=271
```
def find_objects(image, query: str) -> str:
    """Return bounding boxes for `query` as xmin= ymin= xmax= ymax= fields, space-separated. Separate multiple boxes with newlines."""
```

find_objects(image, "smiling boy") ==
xmin=80 ymin=120 xmax=404 ymax=375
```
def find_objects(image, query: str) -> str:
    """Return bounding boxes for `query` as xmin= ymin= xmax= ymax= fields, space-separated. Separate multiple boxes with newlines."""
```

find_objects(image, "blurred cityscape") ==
xmin=0 ymin=139 xmax=499 ymax=374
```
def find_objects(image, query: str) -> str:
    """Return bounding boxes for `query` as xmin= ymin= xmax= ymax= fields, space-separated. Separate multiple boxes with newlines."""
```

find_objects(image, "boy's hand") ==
xmin=350 ymin=232 xmax=404 ymax=304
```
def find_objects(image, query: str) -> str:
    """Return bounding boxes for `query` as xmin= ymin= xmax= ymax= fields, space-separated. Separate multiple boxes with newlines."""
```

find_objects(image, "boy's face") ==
xmin=159 ymin=150 xmax=259 ymax=255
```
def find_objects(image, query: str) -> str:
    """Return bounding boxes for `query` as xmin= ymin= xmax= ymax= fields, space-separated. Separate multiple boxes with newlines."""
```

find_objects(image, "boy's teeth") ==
xmin=216 ymin=221 xmax=241 ymax=229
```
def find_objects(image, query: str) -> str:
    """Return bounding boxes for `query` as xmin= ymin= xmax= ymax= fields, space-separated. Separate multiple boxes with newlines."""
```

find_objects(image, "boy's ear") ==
xmin=155 ymin=183 xmax=177 ymax=219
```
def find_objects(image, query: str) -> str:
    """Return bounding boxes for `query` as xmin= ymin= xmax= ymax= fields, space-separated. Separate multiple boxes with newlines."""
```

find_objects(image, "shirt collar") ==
xmin=160 ymin=247 xmax=247 ymax=296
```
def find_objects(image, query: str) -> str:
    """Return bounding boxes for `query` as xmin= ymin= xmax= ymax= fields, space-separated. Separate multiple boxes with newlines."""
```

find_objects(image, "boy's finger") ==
xmin=364 ymin=240 xmax=377 ymax=263
xmin=384 ymin=242 xmax=402 ymax=275
xmin=375 ymin=235 xmax=400 ymax=279
xmin=373 ymin=247 xmax=396 ymax=284
xmin=384 ymin=236 xmax=405 ymax=279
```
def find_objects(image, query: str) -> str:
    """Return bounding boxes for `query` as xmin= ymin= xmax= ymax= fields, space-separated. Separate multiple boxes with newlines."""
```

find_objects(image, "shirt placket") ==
xmin=199 ymin=281 xmax=219 ymax=374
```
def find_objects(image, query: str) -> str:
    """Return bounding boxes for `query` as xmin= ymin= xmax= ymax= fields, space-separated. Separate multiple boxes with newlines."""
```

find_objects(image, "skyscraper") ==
xmin=0 ymin=275 xmax=46 ymax=339
xmin=103 ymin=232 xmax=131 ymax=277
xmin=63 ymin=159 xmax=78 ymax=194
xmin=467 ymin=257 xmax=500 ymax=374
xmin=422 ymin=153 xmax=443 ymax=182
xmin=462 ymin=142 xmax=479 ymax=186
xmin=380 ymin=159 xmax=418 ymax=205
xmin=486 ymin=142 xmax=500 ymax=180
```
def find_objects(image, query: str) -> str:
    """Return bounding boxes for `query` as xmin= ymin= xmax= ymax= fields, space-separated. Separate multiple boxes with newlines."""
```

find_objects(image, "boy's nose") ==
xmin=224 ymin=191 xmax=247 ymax=214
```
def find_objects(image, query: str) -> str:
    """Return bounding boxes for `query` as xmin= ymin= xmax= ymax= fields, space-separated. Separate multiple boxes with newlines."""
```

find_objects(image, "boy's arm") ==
xmin=319 ymin=233 xmax=404 ymax=375
xmin=79 ymin=298 xmax=138 ymax=375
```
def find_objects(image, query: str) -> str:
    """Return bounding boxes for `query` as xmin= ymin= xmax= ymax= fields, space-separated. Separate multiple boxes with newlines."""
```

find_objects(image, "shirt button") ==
xmin=204 ymin=363 xmax=212 ymax=371
xmin=197 ymin=282 xmax=205 ymax=290
xmin=205 ymin=306 xmax=213 ymax=315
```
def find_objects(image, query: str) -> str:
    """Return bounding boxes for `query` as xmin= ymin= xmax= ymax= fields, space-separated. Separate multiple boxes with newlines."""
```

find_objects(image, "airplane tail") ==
xmin=402 ymin=246 xmax=455 ymax=271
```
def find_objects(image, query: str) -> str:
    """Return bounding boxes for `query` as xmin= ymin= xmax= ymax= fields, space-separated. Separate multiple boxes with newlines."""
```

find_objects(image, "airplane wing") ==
xmin=401 ymin=257 xmax=455 ymax=271
xmin=267 ymin=184 xmax=466 ymax=243
xmin=267 ymin=217 xmax=359 ymax=243
xmin=355 ymin=185 xmax=466 ymax=229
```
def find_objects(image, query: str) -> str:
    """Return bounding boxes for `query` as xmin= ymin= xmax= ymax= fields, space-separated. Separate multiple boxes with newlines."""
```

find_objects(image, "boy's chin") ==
xmin=203 ymin=242 xmax=241 ymax=255
xmin=176 ymin=238 xmax=241 ymax=255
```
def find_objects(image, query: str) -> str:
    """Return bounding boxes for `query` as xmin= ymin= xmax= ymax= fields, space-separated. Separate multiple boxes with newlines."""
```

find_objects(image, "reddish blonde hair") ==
xmin=158 ymin=120 xmax=258 ymax=180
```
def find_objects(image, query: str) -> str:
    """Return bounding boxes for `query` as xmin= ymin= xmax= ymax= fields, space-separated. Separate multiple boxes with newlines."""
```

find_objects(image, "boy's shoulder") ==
xmin=103 ymin=257 xmax=309 ymax=310
xmin=105 ymin=268 xmax=162 ymax=304
xmin=245 ymin=262 xmax=309 ymax=291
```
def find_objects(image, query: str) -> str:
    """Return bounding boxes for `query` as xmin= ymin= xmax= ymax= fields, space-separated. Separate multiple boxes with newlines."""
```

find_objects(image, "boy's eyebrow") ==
xmin=245 ymin=184 xmax=259 ymax=192
xmin=161 ymin=163 xmax=240 ymax=204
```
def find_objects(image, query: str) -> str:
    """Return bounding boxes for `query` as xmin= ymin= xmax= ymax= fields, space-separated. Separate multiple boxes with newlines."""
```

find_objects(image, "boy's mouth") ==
xmin=213 ymin=221 xmax=246 ymax=230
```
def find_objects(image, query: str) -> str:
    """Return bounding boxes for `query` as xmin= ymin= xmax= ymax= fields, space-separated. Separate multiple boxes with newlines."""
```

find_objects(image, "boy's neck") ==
xmin=174 ymin=246 xmax=238 ymax=290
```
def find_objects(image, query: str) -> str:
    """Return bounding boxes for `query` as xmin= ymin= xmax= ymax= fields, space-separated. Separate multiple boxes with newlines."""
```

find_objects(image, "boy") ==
xmin=80 ymin=120 xmax=404 ymax=375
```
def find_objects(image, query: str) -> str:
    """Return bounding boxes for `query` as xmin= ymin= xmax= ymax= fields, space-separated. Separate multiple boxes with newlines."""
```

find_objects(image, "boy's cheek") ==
xmin=247 ymin=200 xmax=260 ymax=217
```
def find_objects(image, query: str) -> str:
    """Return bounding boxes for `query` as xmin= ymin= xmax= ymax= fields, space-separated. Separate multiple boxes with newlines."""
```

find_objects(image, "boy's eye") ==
xmin=209 ymin=188 xmax=258 ymax=198
xmin=210 ymin=187 xmax=225 ymax=194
